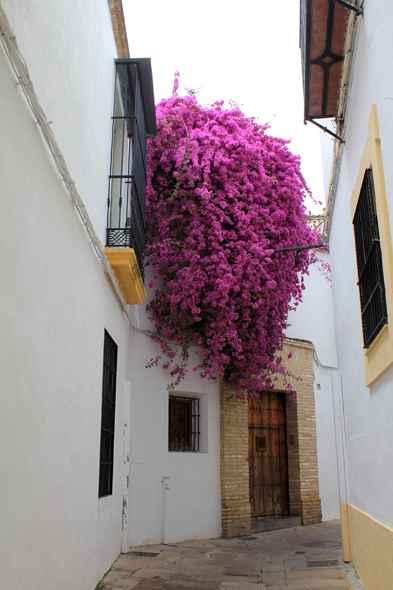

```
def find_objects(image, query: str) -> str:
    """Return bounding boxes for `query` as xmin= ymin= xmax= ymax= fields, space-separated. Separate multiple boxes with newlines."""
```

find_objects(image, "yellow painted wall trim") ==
xmin=105 ymin=248 xmax=147 ymax=305
xmin=340 ymin=504 xmax=351 ymax=562
xmin=348 ymin=504 xmax=393 ymax=590
xmin=350 ymin=104 xmax=393 ymax=387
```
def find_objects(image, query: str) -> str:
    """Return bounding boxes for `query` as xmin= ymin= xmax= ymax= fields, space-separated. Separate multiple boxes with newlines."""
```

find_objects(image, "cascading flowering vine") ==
xmin=145 ymin=75 xmax=318 ymax=398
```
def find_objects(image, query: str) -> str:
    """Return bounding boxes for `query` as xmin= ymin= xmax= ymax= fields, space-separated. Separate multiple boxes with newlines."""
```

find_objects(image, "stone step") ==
xmin=251 ymin=516 xmax=302 ymax=533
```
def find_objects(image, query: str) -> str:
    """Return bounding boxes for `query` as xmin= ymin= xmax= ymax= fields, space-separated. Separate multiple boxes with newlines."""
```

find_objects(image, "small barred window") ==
xmin=168 ymin=396 xmax=200 ymax=452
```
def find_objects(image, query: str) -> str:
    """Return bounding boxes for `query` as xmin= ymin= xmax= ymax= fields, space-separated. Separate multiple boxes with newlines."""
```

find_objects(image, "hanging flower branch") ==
xmin=145 ymin=79 xmax=319 ymax=398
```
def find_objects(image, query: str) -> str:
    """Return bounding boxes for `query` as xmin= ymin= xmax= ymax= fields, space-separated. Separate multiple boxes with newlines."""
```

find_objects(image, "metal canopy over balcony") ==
xmin=300 ymin=0 xmax=350 ymax=120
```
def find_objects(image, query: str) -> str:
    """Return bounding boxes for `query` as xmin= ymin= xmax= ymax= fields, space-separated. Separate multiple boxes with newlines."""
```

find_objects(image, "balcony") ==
xmin=105 ymin=58 xmax=157 ymax=305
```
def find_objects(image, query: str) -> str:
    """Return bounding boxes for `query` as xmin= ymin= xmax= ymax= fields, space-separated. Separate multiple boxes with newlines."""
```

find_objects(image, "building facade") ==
xmin=0 ymin=1 xmax=221 ymax=589
xmin=0 ymin=1 xmax=340 ymax=588
xmin=301 ymin=1 xmax=393 ymax=588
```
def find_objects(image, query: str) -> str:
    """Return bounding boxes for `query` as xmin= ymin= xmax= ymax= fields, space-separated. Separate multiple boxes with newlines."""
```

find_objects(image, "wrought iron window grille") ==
xmin=353 ymin=168 xmax=388 ymax=348
xmin=99 ymin=330 xmax=118 ymax=498
xmin=107 ymin=60 xmax=148 ymax=275
xmin=168 ymin=396 xmax=200 ymax=452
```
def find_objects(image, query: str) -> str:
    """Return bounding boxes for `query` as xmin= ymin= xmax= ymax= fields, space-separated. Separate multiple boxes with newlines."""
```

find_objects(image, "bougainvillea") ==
xmin=145 ymin=77 xmax=318 ymax=397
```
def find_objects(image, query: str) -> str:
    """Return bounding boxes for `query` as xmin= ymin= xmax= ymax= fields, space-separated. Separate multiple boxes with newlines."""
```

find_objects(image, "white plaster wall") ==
xmin=0 ymin=4 xmax=131 ymax=589
xmin=126 ymin=270 xmax=222 ymax=546
xmin=286 ymin=252 xmax=337 ymax=366
xmin=286 ymin=252 xmax=340 ymax=520
xmin=1 ymin=0 xmax=116 ymax=244
xmin=319 ymin=126 xmax=335 ymax=198
xmin=327 ymin=0 xmax=393 ymax=529
xmin=0 ymin=3 xmax=222 ymax=579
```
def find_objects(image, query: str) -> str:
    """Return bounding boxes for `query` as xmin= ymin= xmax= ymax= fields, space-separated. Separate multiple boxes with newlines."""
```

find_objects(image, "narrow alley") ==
xmin=100 ymin=520 xmax=364 ymax=590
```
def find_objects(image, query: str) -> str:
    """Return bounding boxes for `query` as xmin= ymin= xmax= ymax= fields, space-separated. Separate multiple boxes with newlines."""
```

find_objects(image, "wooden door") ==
xmin=248 ymin=391 xmax=289 ymax=517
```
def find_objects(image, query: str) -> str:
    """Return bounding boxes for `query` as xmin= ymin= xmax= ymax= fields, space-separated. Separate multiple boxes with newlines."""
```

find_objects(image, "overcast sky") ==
xmin=123 ymin=0 xmax=326 ymax=213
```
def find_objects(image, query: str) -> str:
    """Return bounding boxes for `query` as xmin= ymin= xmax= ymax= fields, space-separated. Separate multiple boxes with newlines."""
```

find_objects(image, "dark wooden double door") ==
xmin=249 ymin=391 xmax=289 ymax=517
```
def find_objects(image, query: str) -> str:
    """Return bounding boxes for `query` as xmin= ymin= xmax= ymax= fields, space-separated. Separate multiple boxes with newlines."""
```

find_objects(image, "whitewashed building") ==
xmin=301 ymin=1 xmax=393 ymax=588
xmin=0 ymin=1 xmax=340 ymax=588
xmin=0 ymin=1 xmax=224 ymax=587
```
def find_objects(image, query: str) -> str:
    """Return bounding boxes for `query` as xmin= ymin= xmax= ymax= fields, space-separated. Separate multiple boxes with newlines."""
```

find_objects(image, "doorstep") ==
xmin=251 ymin=515 xmax=302 ymax=533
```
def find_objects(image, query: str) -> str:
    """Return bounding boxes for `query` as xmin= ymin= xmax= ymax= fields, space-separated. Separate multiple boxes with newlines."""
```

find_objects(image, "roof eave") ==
xmin=300 ymin=0 xmax=349 ymax=121
xmin=107 ymin=0 xmax=129 ymax=59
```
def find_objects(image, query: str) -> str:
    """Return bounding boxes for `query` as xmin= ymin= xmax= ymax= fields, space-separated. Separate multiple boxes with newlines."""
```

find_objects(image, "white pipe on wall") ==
xmin=162 ymin=476 xmax=170 ymax=545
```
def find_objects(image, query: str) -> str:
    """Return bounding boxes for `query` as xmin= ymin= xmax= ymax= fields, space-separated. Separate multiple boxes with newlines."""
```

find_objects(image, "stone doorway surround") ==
xmin=220 ymin=338 xmax=322 ymax=538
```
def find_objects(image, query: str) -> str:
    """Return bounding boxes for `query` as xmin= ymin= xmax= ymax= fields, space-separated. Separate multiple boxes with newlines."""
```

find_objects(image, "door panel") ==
xmin=249 ymin=391 xmax=289 ymax=517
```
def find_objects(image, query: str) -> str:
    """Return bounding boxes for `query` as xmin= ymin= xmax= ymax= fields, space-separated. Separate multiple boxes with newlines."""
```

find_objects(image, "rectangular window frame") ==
xmin=98 ymin=330 xmax=118 ymax=498
xmin=353 ymin=167 xmax=388 ymax=348
xmin=349 ymin=105 xmax=393 ymax=387
xmin=168 ymin=396 xmax=200 ymax=452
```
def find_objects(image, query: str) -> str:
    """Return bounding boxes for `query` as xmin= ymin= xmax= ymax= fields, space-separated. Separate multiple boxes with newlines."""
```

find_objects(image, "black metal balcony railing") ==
xmin=107 ymin=60 xmax=148 ymax=273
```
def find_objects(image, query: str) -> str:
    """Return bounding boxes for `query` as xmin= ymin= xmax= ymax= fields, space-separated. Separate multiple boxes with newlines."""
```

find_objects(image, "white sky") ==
xmin=123 ymin=0 xmax=326 ymax=213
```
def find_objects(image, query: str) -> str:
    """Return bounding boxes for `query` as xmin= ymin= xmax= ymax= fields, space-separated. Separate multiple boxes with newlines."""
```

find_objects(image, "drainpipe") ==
xmin=314 ymin=351 xmax=351 ymax=562
xmin=162 ymin=476 xmax=171 ymax=544
xmin=331 ymin=372 xmax=352 ymax=562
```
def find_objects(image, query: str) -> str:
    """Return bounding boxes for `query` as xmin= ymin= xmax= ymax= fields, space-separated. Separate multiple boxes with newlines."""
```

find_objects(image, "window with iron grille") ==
xmin=98 ymin=330 xmax=118 ymax=497
xmin=168 ymin=396 xmax=200 ymax=452
xmin=353 ymin=168 xmax=388 ymax=347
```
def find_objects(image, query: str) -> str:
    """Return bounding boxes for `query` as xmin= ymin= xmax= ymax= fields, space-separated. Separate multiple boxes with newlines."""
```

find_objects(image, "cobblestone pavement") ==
xmin=99 ymin=520 xmax=365 ymax=590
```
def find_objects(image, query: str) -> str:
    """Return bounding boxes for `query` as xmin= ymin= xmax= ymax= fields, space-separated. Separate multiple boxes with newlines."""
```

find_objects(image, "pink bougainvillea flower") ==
xmin=145 ymin=80 xmax=319 ymax=398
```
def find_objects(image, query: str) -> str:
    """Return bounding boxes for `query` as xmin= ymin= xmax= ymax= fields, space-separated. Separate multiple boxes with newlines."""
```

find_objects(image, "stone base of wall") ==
xmin=221 ymin=510 xmax=251 ymax=538
xmin=302 ymin=498 xmax=323 ymax=525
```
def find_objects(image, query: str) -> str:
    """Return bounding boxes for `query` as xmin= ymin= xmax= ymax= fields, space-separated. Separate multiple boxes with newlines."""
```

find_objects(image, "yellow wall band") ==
xmin=345 ymin=504 xmax=393 ymax=590
xmin=340 ymin=504 xmax=351 ymax=562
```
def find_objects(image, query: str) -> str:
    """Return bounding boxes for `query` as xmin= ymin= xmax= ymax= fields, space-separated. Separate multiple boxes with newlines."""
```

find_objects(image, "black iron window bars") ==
xmin=353 ymin=168 xmax=388 ymax=348
xmin=99 ymin=330 xmax=118 ymax=498
xmin=107 ymin=60 xmax=147 ymax=273
xmin=168 ymin=396 xmax=200 ymax=452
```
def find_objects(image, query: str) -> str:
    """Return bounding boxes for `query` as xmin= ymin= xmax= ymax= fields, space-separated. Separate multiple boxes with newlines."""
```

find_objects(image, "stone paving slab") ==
xmin=99 ymin=520 xmax=365 ymax=590
xmin=198 ymin=572 xmax=260 ymax=584
xmin=289 ymin=569 xmax=347 ymax=581
xmin=221 ymin=584 xmax=263 ymax=590
xmin=262 ymin=572 xmax=287 ymax=585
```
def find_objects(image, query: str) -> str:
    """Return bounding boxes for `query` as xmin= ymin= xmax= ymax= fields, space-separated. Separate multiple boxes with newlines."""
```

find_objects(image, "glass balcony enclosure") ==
xmin=106 ymin=59 xmax=156 ymax=276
